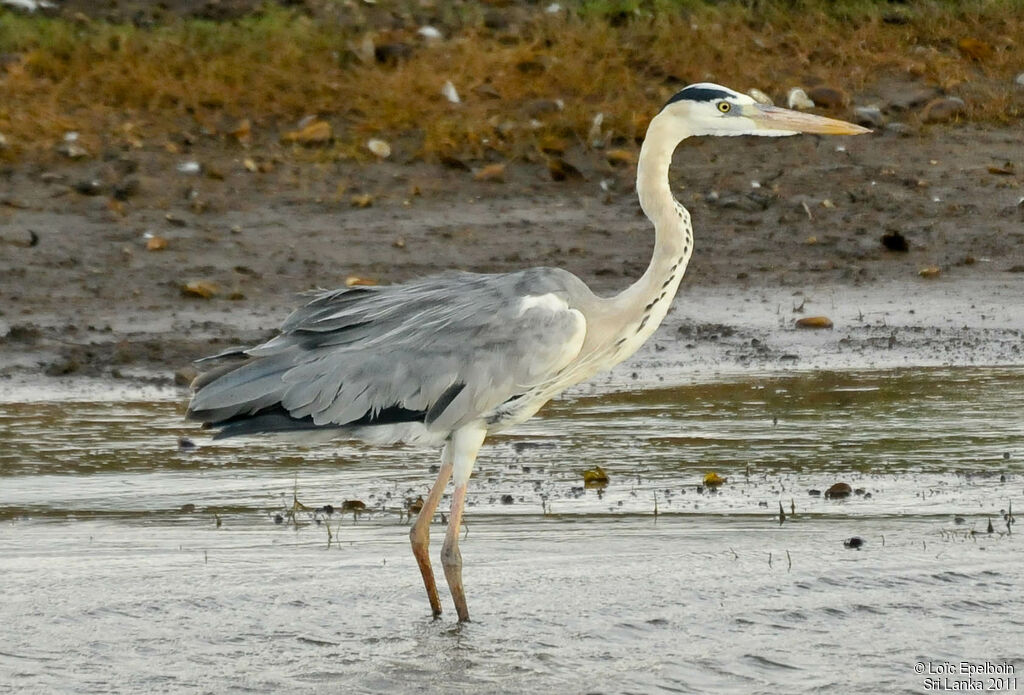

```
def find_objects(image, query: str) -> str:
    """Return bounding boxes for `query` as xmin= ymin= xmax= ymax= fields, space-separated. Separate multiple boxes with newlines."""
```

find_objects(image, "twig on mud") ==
xmin=326 ymin=518 xmax=341 ymax=548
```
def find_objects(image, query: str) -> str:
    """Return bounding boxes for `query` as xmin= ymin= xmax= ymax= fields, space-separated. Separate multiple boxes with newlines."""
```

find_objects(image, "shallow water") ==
xmin=2 ymin=367 xmax=1022 ymax=694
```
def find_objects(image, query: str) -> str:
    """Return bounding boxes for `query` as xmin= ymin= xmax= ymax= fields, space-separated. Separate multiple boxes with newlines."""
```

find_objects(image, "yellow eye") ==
xmin=717 ymin=101 xmax=732 ymax=113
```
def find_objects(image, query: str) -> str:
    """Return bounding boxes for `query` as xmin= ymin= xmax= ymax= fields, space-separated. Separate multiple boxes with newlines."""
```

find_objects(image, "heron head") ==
xmin=661 ymin=83 xmax=870 ymax=138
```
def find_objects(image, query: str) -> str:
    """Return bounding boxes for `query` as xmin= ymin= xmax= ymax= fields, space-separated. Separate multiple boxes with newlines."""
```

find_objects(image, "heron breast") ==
xmin=516 ymin=293 xmax=568 ymax=316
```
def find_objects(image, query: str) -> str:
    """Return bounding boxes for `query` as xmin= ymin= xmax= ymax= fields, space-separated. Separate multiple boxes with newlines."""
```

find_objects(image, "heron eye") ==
xmin=717 ymin=101 xmax=732 ymax=113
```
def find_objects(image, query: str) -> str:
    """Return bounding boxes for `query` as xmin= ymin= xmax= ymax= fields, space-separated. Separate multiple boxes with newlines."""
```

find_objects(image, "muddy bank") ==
xmin=1 ymin=124 xmax=1023 ymax=388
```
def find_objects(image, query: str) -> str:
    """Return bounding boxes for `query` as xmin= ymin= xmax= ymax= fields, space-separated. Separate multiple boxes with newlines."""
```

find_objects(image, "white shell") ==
xmin=1 ymin=0 xmax=55 ymax=10
xmin=588 ymin=112 xmax=605 ymax=147
xmin=787 ymin=88 xmax=815 ymax=110
xmin=441 ymin=81 xmax=461 ymax=104
xmin=747 ymin=88 xmax=774 ymax=106
xmin=366 ymin=138 xmax=391 ymax=158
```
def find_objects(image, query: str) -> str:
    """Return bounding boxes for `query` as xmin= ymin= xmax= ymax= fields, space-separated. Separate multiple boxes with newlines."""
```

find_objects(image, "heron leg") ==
xmin=441 ymin=426 xmax=486 ymax=623
xmin=410 ymin=441 xmax=453 ymax=618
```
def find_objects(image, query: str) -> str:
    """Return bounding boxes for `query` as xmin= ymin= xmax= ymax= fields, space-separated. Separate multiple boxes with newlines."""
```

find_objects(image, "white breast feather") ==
xmin=517 ymin=293 xmax=568 ymax=316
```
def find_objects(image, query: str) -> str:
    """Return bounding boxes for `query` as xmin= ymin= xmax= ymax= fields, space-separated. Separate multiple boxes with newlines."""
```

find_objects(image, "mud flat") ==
xmin=2 ymin=125 xmax=1023 ymax=390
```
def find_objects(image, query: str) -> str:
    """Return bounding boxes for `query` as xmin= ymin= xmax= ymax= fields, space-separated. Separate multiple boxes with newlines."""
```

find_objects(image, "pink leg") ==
xmin=409 ymin=444 xmax=453 ymax=618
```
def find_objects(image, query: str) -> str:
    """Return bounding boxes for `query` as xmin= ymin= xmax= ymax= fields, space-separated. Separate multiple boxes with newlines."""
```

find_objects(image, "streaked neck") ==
xmin=622 ymin=112 xmax=693 ymax=303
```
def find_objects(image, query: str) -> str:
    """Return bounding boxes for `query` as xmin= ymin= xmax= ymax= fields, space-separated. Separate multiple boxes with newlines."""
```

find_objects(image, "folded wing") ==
xmin=187 ymin=269 xmax=588 ymax=439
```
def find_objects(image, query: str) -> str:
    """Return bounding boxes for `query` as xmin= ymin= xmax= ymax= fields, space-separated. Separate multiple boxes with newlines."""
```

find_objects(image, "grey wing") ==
xmin=187 ymin=269 xmax=588 ymax=438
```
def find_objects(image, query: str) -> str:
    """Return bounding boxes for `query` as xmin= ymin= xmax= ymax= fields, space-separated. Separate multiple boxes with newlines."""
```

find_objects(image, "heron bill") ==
xmin=747 ymin=104 xmax=871 ymax=135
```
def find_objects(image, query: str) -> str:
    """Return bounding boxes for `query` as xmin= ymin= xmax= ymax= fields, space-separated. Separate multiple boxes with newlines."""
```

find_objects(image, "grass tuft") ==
xmin=0 ymin=1 xmax=1021 ymax=161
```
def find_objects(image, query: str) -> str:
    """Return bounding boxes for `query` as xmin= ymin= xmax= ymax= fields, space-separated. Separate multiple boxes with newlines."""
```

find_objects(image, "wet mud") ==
xmin=2 ymin=125 xmax=1023 ymax=387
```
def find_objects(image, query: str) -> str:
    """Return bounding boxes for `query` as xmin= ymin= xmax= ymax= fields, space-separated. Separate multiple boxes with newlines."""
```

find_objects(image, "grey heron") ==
xmin=187 ymin=83 xmax=868 ymax=622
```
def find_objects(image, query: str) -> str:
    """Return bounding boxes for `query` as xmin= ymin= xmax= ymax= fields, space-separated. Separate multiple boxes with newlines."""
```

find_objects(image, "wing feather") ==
xmin=188 ymin=269 xmax=590 ymax=436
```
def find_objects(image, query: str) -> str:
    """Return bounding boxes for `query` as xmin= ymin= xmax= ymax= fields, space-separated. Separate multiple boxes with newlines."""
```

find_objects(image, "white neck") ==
xmin=611 ymin=111 xmax=693 ymax=320
xmin=583 ymin=110 xmax=694 ymax=369
xmin=635 ymin=111 xmax=692 ymax=258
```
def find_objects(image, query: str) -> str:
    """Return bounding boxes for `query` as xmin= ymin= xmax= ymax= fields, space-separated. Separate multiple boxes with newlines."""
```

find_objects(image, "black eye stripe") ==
xmin=665 ymin=86 xmax=735 ymax=107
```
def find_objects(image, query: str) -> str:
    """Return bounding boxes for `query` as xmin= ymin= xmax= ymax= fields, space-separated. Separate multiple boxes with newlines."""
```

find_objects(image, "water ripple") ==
xmin=1 ymin=367 xmax=1022 ymax=693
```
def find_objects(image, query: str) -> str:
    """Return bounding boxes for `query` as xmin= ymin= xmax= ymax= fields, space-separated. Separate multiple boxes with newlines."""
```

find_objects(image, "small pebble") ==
xmin=920 ymin=97 xmax=966 ymax=124
xmin=58 ymin=142 xmax=89 ymax=159
xmin=825 ymin=482 xmax=852 ymax=499
xmin=853 ymin=106 xmax=884 ymax=129
xmin=884 ymin=122 xmax=914 ymax=136
xmin=796 ymin=316 xmax=833 ymax=329
xmin=74 ymin=179 xmax=103 ymax=196
xmin=807 ymin=86 xmax=848 ymax=110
